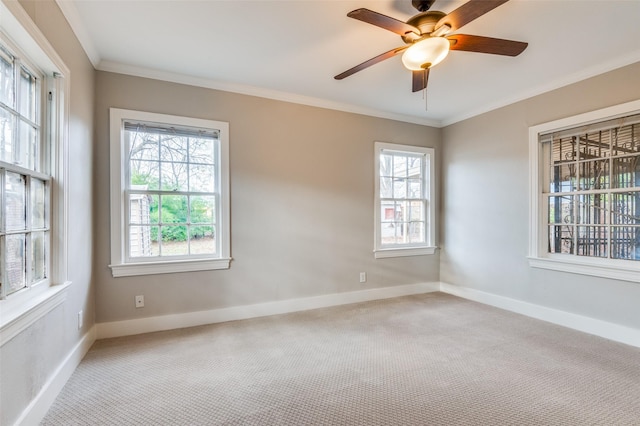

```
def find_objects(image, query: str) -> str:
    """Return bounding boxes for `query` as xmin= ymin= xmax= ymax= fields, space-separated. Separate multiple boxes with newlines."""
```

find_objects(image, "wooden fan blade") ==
xmin=412 ymin=69 xmax=430 ymax=92
xmin=436 ymin=0 xmax=509 ymax=32
xmin=447 ymin=34 xmax=527 ymax=56
xmin=348 ymin=8 xmax=420 ymax=37
xmin=334 ymin=46 xmax=408 ymax=80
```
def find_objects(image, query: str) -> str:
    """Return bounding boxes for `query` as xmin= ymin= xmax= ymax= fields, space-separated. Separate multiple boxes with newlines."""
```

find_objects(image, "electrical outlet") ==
xmin=77 ymin=310 xmax=83 ymax=329
xmin=135 ymin=295 xmax=145 ymax=308
xmin=359 ymin=272 xmax=367 ymax=283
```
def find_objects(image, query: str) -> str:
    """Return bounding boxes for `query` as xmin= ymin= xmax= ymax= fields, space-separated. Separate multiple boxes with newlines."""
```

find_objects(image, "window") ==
xmin=374 ymin=142 xmax=436 ymax=258
xmin=1 ymin=0 xmax=69 ymax=342
xmin=529 ymin=100 xmax=640 ymax=282
xmin=109 ymin=109 xmax=230 ymax=277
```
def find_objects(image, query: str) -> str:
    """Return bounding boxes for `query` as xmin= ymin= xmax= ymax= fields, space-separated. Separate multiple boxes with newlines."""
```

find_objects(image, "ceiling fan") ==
xmin=334 ymin=0 xmax=528 ymax=93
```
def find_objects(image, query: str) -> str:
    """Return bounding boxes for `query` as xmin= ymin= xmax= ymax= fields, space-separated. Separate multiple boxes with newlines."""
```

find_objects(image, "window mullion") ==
xmin=608 ymin=128 xmax=613 ymax=258
xmin=0 ymin=168 xmax=5 ymax=299
xmin=25 ymin=174 xmax=32 ymax=288
xmin=573 ymin=139 xmax=579 ymax=254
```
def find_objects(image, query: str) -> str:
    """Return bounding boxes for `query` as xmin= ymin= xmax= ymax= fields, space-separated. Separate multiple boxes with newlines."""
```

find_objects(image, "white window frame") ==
xmin=0 ymin=0 xmax=70 ymax=346
xmin=374 ymin=142 xmax=436 ymax=258
xmin=528 ymin=99 xmax=640 ymax=283
xmin=109 ymin=108 xmax=231 ymax=277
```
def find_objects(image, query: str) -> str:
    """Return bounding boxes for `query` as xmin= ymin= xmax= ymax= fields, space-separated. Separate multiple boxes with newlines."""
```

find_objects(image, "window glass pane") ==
xmin=381 ymin=201 xmax=396 ymax=222
xmin=612 ymin=155 xmax=639 ymax=189
xmin=393 ymin=155 xmax=407 ymax=177
xmin=408 ymin=222 xmax=424 ymax=243
xmin=380 ymin=222 xmax=396 ymax=245
xmin=5 ymin=233 xmax=26 ymax=295
xmin=129 ymin=160 xmax=159 ymax=190
xmin=19 ymin=67 xmax=37 ymax=121
xmin=129 ymin=225 xmax=156 ymax=258
xmin=551 ymin=137 xmax=577 ymax=164
xmin=18 ymin=119 xmax=37 ymax=170
xmin=160 ymin=161 xmax=188 ymax=191
xmin=160 ymin=226 xmax=188 ymax=255
xmin=578 ymin=132 xmax=611 ymax=159
xmin=129 ymin=131 xmax=159 ymax=161
xmin=31 ymin=178 xmax=46 ymax=228
xmin=380 ymin=200 xmax=397 ymax=245
xmin=380 ymin=177 xmax=392 ymax=198
xmin=408 ymin=201 xmax=423 ymax=221
xmin=548 ymin=195 xmax=574 ymax=225
xmin=190 ymin=196 xmax=215 ymax=225
xmin=379 ymin=154 xmax=392 ymax=177
xmin=576 ymin=226 xmax=608 ymax=258
xmin=160 ymin=195 xmax=187 ymax=223
xmin=0 ymin=47 xmax=14 ymax=107
xmin=613 ymin=124 xmax=640 ymax=155
xmin=611 ymin=192 xmax=640 ymax=225
xmin=1 ymin=107 xmax=15 ymax=163
xmin=189 ymin=226 xmax=216 ymax=255
xmin=611 ymin=226 xmax=640 ymax=261
xmin=550 ymin=162 xmax=576 ymax=193
xmin=408 ymin=179 xmax=422 ymax=199
xmin=189 ymin=138 xmax=215 ymax=165
xmin=31 ymin=231 xmax=46 ymax=282
xmin=393 ymin=178 xmax=406 ymax=199
xmin=578 ymin=194 xmax=608 ymax=225
xmin=548 ymin=225 xmax=574 ymax=254
xmin=189 ymin=164 xmax=215 ymax=193
xmin=407 ymin=156 xmax=422 ymax=177
xmin=160 ymin=135 xmax=188 ymax=163
xmin=6 ymin=172 xmax=26 ymax=231
xmin=578 ymin=159 xmax=609 ymax=190
xmin=129 ymin=194 xmax=158 ymax=225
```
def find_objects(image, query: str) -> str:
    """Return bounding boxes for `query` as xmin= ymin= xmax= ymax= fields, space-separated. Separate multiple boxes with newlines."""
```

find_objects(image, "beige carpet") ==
xmin=42 ymin=293 xmax=640 ymax=425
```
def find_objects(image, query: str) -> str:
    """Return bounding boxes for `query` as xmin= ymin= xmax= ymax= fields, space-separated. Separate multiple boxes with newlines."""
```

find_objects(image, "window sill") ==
xmin=374 ymin=246 xmax=437 ymax=259
xmin=0 ymin=281 xmax=71 ymax=347
xmin=109 ymin=257 xmax=232 ymax=277
xmin=528 ymin=256 xmax=640 ymax=283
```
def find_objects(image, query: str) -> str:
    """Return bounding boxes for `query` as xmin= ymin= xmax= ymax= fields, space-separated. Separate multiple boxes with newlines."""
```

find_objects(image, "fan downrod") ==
xmin=412 ymin=0 xmax=435 ymax=12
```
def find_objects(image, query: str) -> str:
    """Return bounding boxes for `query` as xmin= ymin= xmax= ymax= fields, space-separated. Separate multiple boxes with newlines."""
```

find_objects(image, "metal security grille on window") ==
xmin=124 ymin=121 xmax=220 ymax=260
xmin=379 ymin=150 xmax=426 ymax=246
xmin=540 ymin=114 xmax=640 ymax=261
xmin=0 ymin=43 xmax=49 ymax=299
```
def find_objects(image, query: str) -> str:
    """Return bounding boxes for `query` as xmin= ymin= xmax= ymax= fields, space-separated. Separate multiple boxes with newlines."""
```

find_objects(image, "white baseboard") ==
xmin=15 ymin=326 xmax=96 ymax=426
xmin=439 ymin=282 xmax=640 ymax=348
xmin=97 ymin=282 xmax=440 ymax=339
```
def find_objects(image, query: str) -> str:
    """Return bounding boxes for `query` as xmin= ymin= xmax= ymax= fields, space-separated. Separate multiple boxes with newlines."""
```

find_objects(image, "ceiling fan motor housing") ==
xmin=402 ymin=11 xmax=446 ymax=43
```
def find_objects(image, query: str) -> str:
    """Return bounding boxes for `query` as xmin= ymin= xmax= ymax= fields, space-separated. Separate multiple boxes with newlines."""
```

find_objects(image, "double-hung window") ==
xmin=109 ymin=109 xmax=230 ymax=277
xmin=1 ymin=0 xmax=69 ymax=342
xmin=374 ymin=142 xmax=436 ymax=258
xmin=1 ymin=42 xmax=48 ymax=299
xmin=529 ymin=100 xmax=640 ymax=282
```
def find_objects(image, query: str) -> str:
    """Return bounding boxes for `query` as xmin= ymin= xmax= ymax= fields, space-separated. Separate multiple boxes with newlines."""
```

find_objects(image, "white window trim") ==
xmin=0 ymin=0 xmax=70 ymax=344
xmin=374 ymin=142 xmax=437 ymax=259
xmin=109 ymin=108 xmax=231 ymax=277
xmin=528 ymin=99 xmax=640 ymax=283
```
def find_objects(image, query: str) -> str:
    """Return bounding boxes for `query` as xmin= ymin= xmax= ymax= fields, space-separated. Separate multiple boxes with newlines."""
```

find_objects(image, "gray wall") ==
xmin=440 ymin=61 xmax=640 ymax=330
xmin=0 ymin=1 xmax=95 ymax=425
xmin=93 ymin=72 xmax=441 ymax=323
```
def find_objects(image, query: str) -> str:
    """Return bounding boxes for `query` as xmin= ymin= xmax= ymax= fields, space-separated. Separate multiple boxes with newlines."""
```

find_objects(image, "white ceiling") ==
xmin=57 ymin=0 xmax=640 ymax=127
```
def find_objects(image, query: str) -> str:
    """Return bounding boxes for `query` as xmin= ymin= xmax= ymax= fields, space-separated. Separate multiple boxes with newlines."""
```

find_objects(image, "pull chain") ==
xmin=424 ymin=88 xmax=428 ymax=111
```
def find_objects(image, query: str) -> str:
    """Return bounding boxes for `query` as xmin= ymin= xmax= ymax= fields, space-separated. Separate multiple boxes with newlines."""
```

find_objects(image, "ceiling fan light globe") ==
xmin=401 ymin=37 xmax=450 ymax=71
